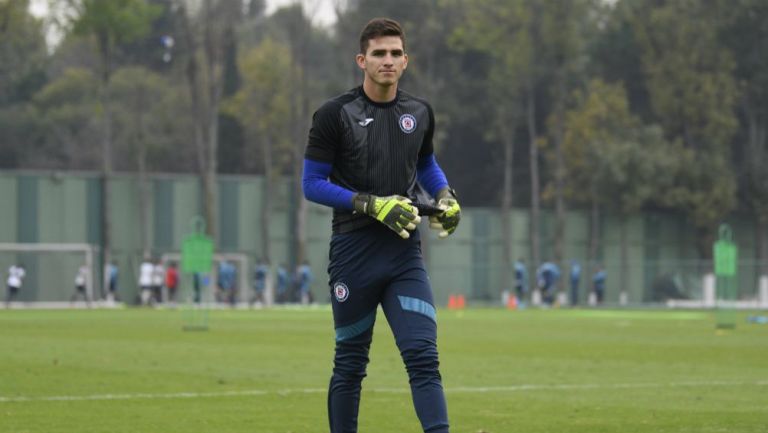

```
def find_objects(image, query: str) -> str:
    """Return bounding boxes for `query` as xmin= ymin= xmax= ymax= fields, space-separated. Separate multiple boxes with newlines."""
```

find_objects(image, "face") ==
xmin=356 ymin=36 xmax=408 ymax=89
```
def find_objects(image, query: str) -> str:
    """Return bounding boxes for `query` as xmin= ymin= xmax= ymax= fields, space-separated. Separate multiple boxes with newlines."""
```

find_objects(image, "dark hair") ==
xmin=359 ymin=18 xmax=405 ymax=54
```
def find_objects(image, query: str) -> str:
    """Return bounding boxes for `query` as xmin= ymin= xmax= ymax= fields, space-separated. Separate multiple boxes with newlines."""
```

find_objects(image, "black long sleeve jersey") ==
xmin=305 ymin=86 xmax=435 ymax=234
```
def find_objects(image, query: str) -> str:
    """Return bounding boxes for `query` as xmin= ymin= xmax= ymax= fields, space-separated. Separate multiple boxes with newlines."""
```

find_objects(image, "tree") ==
xmin=173 ymin=0 xmax=244 ymax=243
xmin=450 ymin=0 xmax=531 ymax=293
xmin=632 ymin=0 xmax=738 ymax=256
xmin=110 ymin=66 xmax=181 ymax=257
xmin=0 ymin=0 xmax=48 ymax=168
xmin=0 ymin=0 xmax=48 ymax=105
xmin=720 ymin=0 xmax=768 ymax=273
xmin=65 ymin=0 xmax=161 ymax=293
xmin=29 ymin=67 xmax=101 ymax=169
xmin=562 ymin=80 xmax=630 ymax=263
xmin=538 ymin=0 xmax=593 ymax=270
xmin=223 ymin=38 xmax=294 ymax=297
xmin=563 ymin=79 xmax=678 ymax=301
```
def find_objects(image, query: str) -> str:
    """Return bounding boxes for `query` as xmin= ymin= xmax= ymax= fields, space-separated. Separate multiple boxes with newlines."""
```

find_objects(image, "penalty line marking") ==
xmin=1 ymin=380 xmax=766 ymax=403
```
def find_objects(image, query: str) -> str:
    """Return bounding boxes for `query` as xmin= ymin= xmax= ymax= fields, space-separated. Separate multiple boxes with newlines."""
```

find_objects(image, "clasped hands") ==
xmin=353 ymin=187 xmax=460 ymax=239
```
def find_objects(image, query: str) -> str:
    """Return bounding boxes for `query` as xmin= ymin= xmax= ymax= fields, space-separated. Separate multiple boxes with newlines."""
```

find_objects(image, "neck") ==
xmin=362 ymin=79 xmax=397 ymax=103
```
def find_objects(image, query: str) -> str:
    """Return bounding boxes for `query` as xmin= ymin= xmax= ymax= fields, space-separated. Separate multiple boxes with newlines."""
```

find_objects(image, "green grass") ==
xmin=1 ymin=307 xmax=767 ymax=433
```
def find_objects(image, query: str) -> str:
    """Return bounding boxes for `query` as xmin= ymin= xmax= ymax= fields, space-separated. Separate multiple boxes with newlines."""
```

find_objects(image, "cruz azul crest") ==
xmin=333 ymin=282 xmax=349 ymax=302
xmin=399 ymin=114 xmax=417 ymax=134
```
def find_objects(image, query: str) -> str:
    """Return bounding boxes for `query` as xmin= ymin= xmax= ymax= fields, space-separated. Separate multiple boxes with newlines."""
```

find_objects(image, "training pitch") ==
xmin=1 ymin=307 xmax=767 ymax=432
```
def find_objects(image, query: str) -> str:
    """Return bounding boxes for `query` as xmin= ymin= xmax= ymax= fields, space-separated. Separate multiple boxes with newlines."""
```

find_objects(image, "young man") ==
xmin=303 ymin=17 xmax=459 ymax=433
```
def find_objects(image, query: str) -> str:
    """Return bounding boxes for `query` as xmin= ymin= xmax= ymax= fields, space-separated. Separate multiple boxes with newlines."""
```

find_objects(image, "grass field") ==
xmin=1 ymin=307 xmax=767 ymax=433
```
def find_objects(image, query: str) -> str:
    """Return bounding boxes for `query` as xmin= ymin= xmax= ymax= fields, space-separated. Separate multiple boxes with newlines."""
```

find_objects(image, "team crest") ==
xmin=399 ymin=114 xmax=417 ymax=134
xmin=333 ymin=282 xmax=349 ymax=302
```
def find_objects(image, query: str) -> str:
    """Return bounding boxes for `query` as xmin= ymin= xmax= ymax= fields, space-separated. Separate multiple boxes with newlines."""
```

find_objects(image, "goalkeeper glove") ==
xmin=353 ymin=194 xmax=421 ymax=239
xmin=429 ymin=187 xmax=460 ymax=238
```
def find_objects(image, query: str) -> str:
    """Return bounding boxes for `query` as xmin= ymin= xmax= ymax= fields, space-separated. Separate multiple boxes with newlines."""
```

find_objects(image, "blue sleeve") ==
xmin=302 ymin=158 xmax=355 ymax=210
xmin=416 ymin=154 xmax=449 ymax=198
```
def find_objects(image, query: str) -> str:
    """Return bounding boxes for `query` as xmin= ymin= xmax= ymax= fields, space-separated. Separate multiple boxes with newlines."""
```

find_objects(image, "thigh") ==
xmin=328 ymin=233 xmax=387 ymax=334
xmin=380 ymin=262 xmax=438 ymax=347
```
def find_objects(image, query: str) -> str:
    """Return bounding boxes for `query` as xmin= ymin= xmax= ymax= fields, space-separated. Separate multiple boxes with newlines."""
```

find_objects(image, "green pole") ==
xmin=181 ymin=216 xmax=214 ymax=331
xmin=713 ymin=224 xmax=737 ymax=330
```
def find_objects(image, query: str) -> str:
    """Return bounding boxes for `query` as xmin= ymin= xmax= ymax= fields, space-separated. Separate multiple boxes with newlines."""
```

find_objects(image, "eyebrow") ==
xmin=370 ymin=48 xmax=404 ymax=56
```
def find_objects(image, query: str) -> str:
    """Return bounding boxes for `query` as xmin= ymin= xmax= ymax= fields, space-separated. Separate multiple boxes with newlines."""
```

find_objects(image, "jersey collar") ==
xmin=358 ymin=86 xmax=400 ymax=108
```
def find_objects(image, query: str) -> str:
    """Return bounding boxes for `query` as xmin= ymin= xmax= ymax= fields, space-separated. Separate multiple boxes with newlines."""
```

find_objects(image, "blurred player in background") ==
xmin=537 ymin=260 xmax=561 ymax=306
xmin=250 ymin=258 xmax=268 ymax=307
xmin=70 ymin=264 xmax=91 ymax=307
xmin=151 ymin=259 xmax=165 ymax=304
xmin=106 ymin=260 xmax=119 ymax=302
xmin=216 ymin=260 xmax=236 ymax=306
xmin=296 ymin=260 xmax=313 ymax=305
xmin=302 ymin=17 xmax=459 ymax=433
xmin=275 ymin=263 xmax=288 ymax=304
xmin=514 ymin=258 xmax=528 ymax=307
xmin=165 ymin=261 xmax=179 ymax=305
xmin=5 ymin=263 xmax=25 ymax=307
xmin=139 ymin=257 xmax=154 ymax=306
xmin=569 ymin=260 xmax=582 ymax=306
xmin=593 ymin=265 xmax=607 ymax=305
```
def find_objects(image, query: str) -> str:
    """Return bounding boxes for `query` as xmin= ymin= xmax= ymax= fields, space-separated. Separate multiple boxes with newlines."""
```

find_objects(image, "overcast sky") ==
xmin=29 ymin=0 xmax=338 ymax=25
xmin=28 ymin=0 xmax=338 ymax=51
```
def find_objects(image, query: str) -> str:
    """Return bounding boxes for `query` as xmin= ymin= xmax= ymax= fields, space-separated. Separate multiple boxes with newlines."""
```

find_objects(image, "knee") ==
xmin=401 ymin=341 xmax=440 ymax=378
xmin=333 ymin=341 xmax=371 ymax=380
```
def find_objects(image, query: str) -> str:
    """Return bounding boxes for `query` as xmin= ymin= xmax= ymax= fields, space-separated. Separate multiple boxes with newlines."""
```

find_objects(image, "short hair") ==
xmin=359 ymin=18 xmax=406 ymax=54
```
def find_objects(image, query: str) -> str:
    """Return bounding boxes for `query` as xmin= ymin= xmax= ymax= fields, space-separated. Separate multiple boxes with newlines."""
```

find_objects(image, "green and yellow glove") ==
xmin=429 ymin=187 xmax=461 ymax=238
xmin=353 ymin=194 xmax=421 ymax=239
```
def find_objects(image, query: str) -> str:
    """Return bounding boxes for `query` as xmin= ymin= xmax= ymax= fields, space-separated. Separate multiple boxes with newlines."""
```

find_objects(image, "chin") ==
xmin=375 ymin=78 xmax=397 ymax=87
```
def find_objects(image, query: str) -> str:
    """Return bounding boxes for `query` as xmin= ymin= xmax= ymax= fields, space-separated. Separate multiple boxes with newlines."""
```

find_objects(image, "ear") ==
xmin=402 ymin=53 xmax=409 ymax=70
xmin=355 ymin=53 xmax=366 ymax=70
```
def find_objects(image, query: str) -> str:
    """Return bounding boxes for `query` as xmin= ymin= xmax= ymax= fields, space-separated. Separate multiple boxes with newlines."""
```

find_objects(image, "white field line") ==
xmin=1 ymin=380 xmax=766 ymax=403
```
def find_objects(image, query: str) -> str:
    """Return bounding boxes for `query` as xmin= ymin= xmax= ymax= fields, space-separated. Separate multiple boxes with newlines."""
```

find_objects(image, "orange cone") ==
xmin=507 ymin=295 xmax=518 ymax=310
xmin=448 ymin=295 xmax=457 ymax=310
xmin=457 ymin=295 xmax=466 ymax=309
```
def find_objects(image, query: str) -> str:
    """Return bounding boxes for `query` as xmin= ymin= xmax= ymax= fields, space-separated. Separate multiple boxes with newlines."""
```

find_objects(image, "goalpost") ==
xmin=0 ymin=243 xmax=97 ymax=307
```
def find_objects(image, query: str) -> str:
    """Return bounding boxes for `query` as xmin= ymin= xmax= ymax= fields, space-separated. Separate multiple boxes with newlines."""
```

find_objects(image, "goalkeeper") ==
xmin=302 ymin=18 xmax=459 ymax=433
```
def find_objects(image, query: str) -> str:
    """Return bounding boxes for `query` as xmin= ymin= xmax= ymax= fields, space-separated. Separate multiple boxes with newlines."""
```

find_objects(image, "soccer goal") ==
xmin=0 ymin=243 xmax=97 ymax=307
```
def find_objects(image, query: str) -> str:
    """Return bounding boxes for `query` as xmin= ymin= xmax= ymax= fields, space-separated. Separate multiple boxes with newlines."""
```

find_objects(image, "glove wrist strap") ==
xmin=436 ymin=187 xmax=457 ymax=201
xmin=352 ymin=193 xmax=374 ymax=215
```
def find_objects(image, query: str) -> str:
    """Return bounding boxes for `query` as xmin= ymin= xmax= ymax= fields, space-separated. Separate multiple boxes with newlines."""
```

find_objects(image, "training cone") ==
xmin=507 ymin=295 xmax=518 ymax=310
xmin=457 ymin=295 xmax=466 ymax=309
xmin=448 ymin=295 xmax=457 ymax=310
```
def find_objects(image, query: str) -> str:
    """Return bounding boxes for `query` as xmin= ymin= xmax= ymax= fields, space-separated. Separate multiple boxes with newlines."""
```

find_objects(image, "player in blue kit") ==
xmin=302 ymin=18 xmax=460 ymax=433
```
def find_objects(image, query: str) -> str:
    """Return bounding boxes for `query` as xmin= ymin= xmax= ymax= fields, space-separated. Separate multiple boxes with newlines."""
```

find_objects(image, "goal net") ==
xmin=0 ymin=243 xmax=97 ymax=307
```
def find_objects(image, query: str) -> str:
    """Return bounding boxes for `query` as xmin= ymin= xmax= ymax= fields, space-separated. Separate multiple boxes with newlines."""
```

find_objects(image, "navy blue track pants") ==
xmin=327 ymin=225 xmax=449 ymax=433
